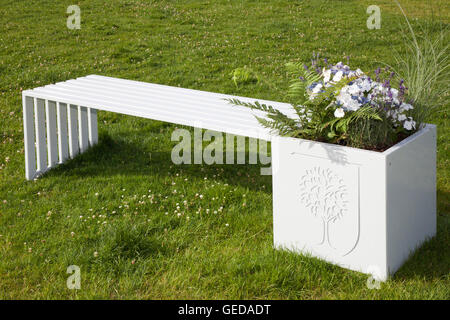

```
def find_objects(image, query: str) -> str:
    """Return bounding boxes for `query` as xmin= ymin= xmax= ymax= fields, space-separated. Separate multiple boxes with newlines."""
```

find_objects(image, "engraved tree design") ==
xmin=300 ymin=167 xmax=348 ymax=248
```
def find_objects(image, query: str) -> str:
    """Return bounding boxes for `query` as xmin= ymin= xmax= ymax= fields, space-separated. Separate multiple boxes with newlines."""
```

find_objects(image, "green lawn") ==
xmin=0 ymin=0 xmax=448 ymax=299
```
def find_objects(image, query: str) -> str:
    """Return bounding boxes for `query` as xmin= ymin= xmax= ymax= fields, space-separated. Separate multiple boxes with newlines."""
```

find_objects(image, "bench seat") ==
xmin=22 ymin=75 xmax=294 ymax=179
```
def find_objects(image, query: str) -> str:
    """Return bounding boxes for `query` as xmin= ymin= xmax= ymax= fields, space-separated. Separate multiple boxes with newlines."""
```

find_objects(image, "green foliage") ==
xmin=322 ymin=106 xmax=383 ymax=142
xmin=387 ymin=0 xmax=450 ymax=124
xmin=230 ymin=67 xmax=259 ymax=88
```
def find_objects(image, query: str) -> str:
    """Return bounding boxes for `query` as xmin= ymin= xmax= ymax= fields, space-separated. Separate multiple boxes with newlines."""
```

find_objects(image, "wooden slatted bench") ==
xmin=22 ymin=74 xmax=292 ymax=180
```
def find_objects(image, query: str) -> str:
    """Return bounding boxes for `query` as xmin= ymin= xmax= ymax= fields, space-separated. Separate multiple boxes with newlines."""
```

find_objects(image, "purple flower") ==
xmin=399 ymin=79 xmax=406 ymax=98
xmin=375 ymin=67 xmax=381 ymax=82
xmin=387 ymin=89 xmax=393 ymax=100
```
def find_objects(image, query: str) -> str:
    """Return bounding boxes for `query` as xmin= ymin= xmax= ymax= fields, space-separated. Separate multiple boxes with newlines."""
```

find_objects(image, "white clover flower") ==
xmin=334 ymin=107 xmax=345 ymax=118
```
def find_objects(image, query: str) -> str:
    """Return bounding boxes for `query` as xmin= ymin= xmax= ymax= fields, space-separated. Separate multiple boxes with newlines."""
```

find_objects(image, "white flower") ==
xmin=347 ymin=84 xmax=360 ymax=95
xmin=334 ymin=107 xmax=345 ymax=118
xmin=400 ymin=103 xmax=414 ymax=112
xmin=403 ymin=118 xmax=416 ymax=130
xmin=336 ymin=92 xmax=361 ymax=111
xmin=397 ymin=114 xmax=407 ymax=121
xmin=323 ymin=69 xmax=332 ymax=83
xmin=333 ymin=70 xmax=343 ymax=82
xmin=312 ymin=82 xmax=323 ymax=94
xmin=359 ymin=78 xmax=372 ymax=92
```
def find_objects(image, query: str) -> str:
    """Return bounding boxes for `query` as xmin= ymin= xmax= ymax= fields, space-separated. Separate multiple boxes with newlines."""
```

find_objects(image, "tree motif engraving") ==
xmin=300 ymin=167 xmax=348 ymax=247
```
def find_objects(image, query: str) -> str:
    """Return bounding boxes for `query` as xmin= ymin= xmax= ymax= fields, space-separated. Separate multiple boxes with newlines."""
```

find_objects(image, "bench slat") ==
xmin=34 ymin=98 xmax=47 ymax=172
xmin=45 ymin=100 xmax=59 ymax=168
xmin=88 ymin=108 xmax=98 ymax=147
xmin=23 ymin=96 xmax=36 ymax=180
xmin=57 ymin=102 xmax=69 ymax=163
xmin=68 ymin=104 xmax=80 ymax=158
xmin=78 ymin=106 xmax=89 ymax=153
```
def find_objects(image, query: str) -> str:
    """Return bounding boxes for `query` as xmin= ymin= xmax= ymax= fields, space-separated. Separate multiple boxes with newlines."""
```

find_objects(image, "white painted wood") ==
xmin=45 ymin=100 xmax=58 ymax=167
xmin=22 ymin=95 xmax=36 ymax=180
xmin=78 ymin=106 xmax=89 ymax=152
xmin=27 ymin=87 xmax=270 ymax=140
xmin=88 ymin=108 xmax=98 ymax=146
xmin=52 ymin=80 xmax=264 ymax=124
xmin=57 ymin=102 xmax=69 ymax=163
xmin=384 ymin=125 xmax=436 ymax=276
xmin=22 ymin=74 xmax=287 ymax=141
xmin=34 ymin=98 xmax=47 ymax=172
xmin=272 ymin=125 xmax=436 ymax=281
xmin=67 ymin=104 xmax=79 ymax=158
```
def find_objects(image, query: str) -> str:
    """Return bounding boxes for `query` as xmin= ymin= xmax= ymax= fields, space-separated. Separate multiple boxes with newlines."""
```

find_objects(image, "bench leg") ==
xmin=88 ymin=108 xmax=98 ymax=147
xmin=22 ymin=97 xmax=99 ymax=180
xmin=68 ymin=104 xmax=79 ymax=158
xmin=78 ymin=106 xmax=89 ymax=153
xmin=22 ymin=95 xmax=36 ymax=180
xmin=34 ymin=98 xmax=48 ymax=173
xmin=46 ymin=100 xmax=58 ymax=168
xmin=57 ymin=102 xmax=69 ymax=163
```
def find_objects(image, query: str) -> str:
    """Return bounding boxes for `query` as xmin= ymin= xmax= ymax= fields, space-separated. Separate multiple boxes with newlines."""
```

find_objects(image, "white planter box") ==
xmin=272 ymin=124 xmax=436 ymax=281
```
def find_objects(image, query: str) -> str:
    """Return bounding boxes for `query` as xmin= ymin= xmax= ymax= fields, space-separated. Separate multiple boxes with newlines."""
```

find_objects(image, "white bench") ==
xmin=22 ymin=74 xmax=292 ymax=180
xmin=22 ymin=75 xmax=436 ymax=281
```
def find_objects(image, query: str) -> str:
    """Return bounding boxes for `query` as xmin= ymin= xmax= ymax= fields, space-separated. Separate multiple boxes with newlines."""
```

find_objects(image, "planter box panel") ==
xmin=272 ymin=124 xmax=436 ymax=280
xmin=385 ymin=124 xmax=437 ymax=275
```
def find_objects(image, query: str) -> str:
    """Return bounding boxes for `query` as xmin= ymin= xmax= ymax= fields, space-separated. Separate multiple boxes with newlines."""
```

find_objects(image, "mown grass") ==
xmin=0 ymin=0 xmax=448 ymax=299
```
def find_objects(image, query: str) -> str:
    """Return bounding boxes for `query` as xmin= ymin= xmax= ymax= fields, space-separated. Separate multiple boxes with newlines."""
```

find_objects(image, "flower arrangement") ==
xmin=228 ymin=56 xmax=419 ymax=151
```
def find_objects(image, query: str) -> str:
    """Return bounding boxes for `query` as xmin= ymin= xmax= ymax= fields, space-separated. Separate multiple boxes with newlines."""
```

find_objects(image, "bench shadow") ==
xmin=46 ymin=133 xmax=272 ymax=194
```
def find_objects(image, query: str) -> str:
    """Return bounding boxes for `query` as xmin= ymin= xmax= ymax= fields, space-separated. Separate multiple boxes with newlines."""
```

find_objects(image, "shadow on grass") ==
xmin=44 ymin=132 xmax=272 ymax=193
